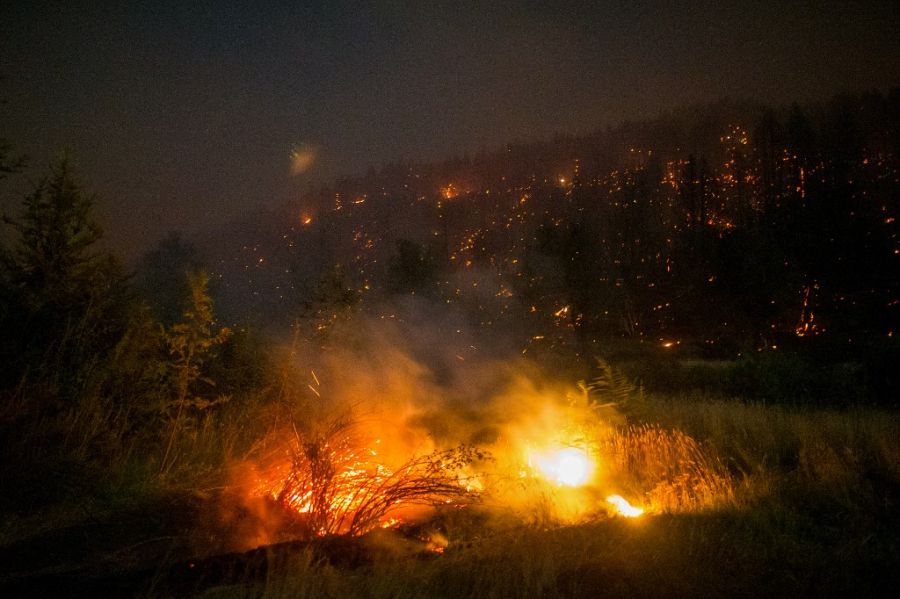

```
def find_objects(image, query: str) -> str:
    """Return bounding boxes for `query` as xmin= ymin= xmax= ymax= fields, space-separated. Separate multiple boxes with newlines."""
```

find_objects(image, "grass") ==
xmin=3 ymin=363 xmax=899 ymax=597
xmin=197 ymin=509 xmax=898 ymax=598
xmin=191 ymin=392 xmax=900 ymax=598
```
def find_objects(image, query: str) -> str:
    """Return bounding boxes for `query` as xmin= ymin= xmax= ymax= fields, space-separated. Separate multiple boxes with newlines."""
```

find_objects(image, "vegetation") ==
xmin=277 ymin=416 xmax=485 ymax=538
xmin=1 ymin=91 xmax=899 ymax=596
xmin=0 ymin=159 xmax=268 ymax=516
xmin=180 ymin=394 xmax=900 ymax=598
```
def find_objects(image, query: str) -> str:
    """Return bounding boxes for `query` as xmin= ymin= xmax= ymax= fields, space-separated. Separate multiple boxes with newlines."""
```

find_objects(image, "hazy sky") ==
xmin=2 ymin=1 xmax=898 ymax=259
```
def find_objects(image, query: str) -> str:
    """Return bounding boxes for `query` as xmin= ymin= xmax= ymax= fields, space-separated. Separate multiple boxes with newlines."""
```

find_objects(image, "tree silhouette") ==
xmin=0 ymin=159 xmax=126 ymax=398
xmin=135 ymin=231 xmax=203 ymax=326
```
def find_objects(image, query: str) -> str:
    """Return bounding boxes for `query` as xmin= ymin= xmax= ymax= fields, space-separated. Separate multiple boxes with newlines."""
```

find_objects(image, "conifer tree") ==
xmin=160 ymin=270 xmax=231 ymax=473
xmin=1 ymin=159 xmax=126 ymax=396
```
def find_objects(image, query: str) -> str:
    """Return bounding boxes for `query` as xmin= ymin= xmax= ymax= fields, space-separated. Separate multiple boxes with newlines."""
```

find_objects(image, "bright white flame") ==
xmin=533 ymin=447 xmax=592 ymax=487
xmin=606 ymin=494 xmax=644 ymax=517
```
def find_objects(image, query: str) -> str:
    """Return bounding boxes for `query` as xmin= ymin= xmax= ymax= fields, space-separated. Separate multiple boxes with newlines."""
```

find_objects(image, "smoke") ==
xmin=212 ymin=296 xmax=627 ymax=552
xmin=300 ymin=302 xmax=618 ymax=503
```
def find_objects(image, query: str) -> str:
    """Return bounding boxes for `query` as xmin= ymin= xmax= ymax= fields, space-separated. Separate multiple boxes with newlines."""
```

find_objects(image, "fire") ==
xmin=242 ymin=352 xmax=735 ymax=546
xmin=440 ymin=184 xmax=459 ymax=199
xmin=530 ymin=446 xmax=593 ymax=487
xmin=553 ymin=305 xmax=570 ymax=318
xmin=267 ymin=417 xmax=484 ymax=539
xmin=606 ymin=494 xmax=644 ymax=518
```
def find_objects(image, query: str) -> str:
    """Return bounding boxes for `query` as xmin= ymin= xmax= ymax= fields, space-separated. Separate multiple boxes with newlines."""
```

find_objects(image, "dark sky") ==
xmin=2 ymin=1 xmax=898 ymax=259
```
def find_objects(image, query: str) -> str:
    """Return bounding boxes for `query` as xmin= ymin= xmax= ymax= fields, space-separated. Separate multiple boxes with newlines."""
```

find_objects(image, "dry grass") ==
xmin=639 ymin=394 xmax=900 ymax=489
xmin=196 ymin=393 xmax=900 ymax=598
xmin=274 ymin=417 xmax=484 ymax=538
xmin=602 ymin=424 xmax=734 ymax=513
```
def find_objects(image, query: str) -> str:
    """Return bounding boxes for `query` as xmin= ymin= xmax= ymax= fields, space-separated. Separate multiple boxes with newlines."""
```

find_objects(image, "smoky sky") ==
xmin=1 ymin=1 xmax=898 ymax=259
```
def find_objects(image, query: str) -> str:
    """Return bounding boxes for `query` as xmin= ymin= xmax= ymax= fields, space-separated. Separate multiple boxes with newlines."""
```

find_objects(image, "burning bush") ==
xmin=273 ymin=416 xmax=487 ymax=538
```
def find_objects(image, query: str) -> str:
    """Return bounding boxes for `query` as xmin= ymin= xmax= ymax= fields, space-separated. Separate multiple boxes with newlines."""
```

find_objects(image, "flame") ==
xmin=440 ymin=184 xmax=459 ymax=199
xmin=270 ymin=436 xmax=402 ymax=536
xmin=427 ymin=531 xmax=449 ymax=554
xmin=606 ymin=494 xmax=644 ymax=518
xmin=553 ymin=305 xmax=570 ymax=318
xmin=530 ymin=446 xmax=593 ymax=487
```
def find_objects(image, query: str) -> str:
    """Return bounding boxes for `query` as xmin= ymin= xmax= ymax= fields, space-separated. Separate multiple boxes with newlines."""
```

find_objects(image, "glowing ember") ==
xmin=532 ymin=447 xmax=593 ymax=487
xmin=553 ymin=305 xmax=570 ymax=318
xmin=606 ymin=494 xmax=644 ymax=518
xmin=440 ymin=184 xmax=459 ymax=199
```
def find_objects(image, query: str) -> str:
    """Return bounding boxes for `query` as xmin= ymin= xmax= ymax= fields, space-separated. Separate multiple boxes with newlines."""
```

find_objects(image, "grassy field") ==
xmin=195 ymin=395 xmax=900 ymax=597
xmin=2 ymin=382 xmax=899 ymax=597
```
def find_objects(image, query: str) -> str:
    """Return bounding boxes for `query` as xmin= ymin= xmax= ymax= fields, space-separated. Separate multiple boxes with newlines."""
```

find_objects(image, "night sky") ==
xmin=2 ymin=1 xmax=898 ymax=260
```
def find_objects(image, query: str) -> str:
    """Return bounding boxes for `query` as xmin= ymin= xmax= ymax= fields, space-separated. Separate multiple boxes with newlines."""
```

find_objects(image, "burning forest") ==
xmin=2 ymin=3 xmax=900 ymax=593
xmin=3 ymin=114 xmax=900 ymax=596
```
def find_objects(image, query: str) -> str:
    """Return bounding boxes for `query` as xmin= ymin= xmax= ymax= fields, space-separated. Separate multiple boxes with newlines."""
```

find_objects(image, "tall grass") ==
xmin=603 ymin=424 xmax=734 ymax=512
xmin=210 ymin=392 xmax=900 ymax=598
xmin=640 ymin=394 xmax=900 ymax=486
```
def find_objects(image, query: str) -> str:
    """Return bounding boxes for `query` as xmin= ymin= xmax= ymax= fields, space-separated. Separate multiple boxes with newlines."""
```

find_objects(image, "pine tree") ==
xmin=160 ymin=270 xmax=231 ymax=474
xmin=7 ymin=159 xmax=106 ymax=309
xmin=1 ymin=159 xmax=126 ymax=396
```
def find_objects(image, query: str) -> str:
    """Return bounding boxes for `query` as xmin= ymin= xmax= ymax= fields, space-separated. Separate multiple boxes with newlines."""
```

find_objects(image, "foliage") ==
xmin=160 ymin=270 xmax=232 ymax=474
xmin=582 ymin=358 xmax=639 ymax=407
xmin=603 ymin=423 xmax=734 ymax=512
xmin=296 ymin=263 xmax=360 ymax=341
xmin=206 ymin=394 xmax=900 ymax=599
xmin=617 ymin=348 xmax=881 ymax=406
xmin=0 ymin=159 xmax=129 ymax=404
xmin=0 ymin=139 xmax=25 ymax=181
xmin=5 ymin=159 xmax=104 ymax=303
